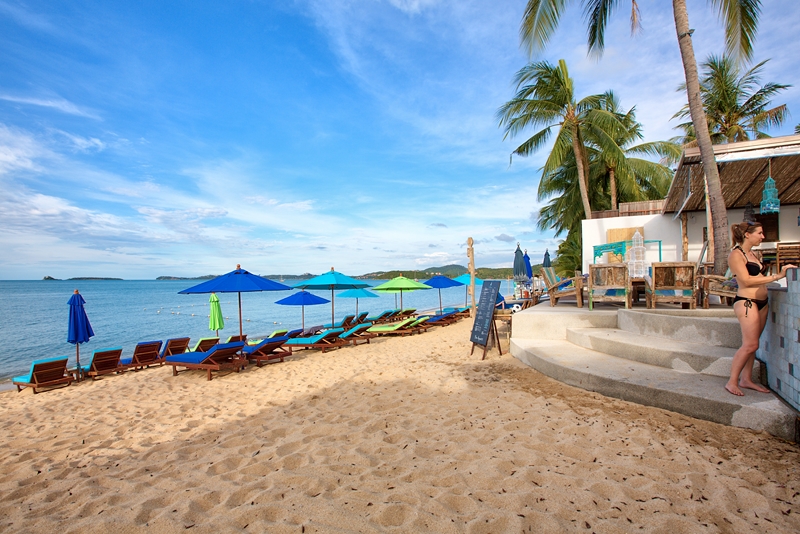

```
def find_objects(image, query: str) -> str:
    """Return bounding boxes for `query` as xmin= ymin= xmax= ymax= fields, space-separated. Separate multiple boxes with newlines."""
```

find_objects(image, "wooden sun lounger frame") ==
xmin=339 ymin=324 xmax=377 ymax=345
xmin=166 ymin=344 xmax=246 ymax=381
xmin=85 ymin=348 xmax=124 ymax=379
xmin=245 ymin=339 xmax=292 ymax=367
xmin=14 ymin=358 xmax=74 ymax=394
xmin=287 ymin=330 xmax=348 ymax=353
xmin=120 ymin=341 xmax=163 ymax=371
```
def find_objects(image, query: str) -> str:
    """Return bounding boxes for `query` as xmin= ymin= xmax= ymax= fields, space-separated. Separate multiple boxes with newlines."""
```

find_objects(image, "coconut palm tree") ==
xmin=497 ymin=59 xmax=624 ymax=220
xmin=553 ymin=229 xmax=583 ymax=277
xmin=673 ymin=55 xmax=791 ymax=146
xmin=519 ymin=0 xmax=762 ymax=274
xmin=795 ymin=124 xmax=800 ymax=135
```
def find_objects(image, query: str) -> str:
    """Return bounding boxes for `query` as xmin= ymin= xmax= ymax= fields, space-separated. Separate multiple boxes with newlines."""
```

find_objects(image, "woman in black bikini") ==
xmin=726 ymin=221 xmax=796 ymax=396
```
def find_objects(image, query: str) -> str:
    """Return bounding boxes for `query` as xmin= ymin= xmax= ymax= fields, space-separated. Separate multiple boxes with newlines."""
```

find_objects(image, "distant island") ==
xmin=156 ymin=275 xmax=217 ymax=281
xmin=42 ymin=276 xmax=123 ymax=280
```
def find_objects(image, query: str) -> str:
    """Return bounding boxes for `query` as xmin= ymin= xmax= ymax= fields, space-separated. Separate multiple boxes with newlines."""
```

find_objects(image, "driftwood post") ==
xmin=467 ymin=237 xmax=476 ymax=318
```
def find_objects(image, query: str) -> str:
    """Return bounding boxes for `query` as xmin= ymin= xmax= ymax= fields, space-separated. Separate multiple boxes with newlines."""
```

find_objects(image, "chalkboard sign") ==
xmin=470 ymin=281 xmax=500 ymax=346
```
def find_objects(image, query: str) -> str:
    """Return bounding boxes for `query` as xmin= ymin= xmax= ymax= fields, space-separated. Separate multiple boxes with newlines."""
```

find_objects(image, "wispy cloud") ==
xmin=0 ymin=95 xmax=101 ymax=119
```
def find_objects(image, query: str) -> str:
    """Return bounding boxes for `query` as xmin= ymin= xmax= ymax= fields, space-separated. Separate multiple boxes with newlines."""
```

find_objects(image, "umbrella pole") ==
xmin=355 ymin=299 xmax=359 ymax=316
xmin=238 ymin=292 xmax=243 ymax=339
xmin=75 ymin=344 xmax=81 ymax=382
xmin=302 ymin=306 xmax=305 ymax=330
xmin=439 ymin=289 xmax=443 ymax=315
xmin=331 ymin=289 xmax=335 ymax=326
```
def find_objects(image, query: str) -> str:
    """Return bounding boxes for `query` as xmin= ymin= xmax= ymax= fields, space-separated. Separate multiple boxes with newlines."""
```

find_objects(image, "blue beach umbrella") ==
xmin=523 ymin=250 xmax=533 ymax=279
xmin=423 ymin=275 xmax=464 ymax=314
xmin=67 ymin=289 xmax=95 ymax=381
xmin=337 ymin=288 xmax=379 ymax=316
xmin=179 ymin=264 xmax=292 ymax=338
xmin=275 ymin=291 xmax=330 ymax=330
xmin=453 ymin=273 xmax=483 ymax=307
xmin=293 ymin=268 xmax=369 ymax=325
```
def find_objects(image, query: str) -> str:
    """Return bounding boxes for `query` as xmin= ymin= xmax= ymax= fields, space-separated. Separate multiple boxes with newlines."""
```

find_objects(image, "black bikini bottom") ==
xmin=733 ymin=295 xmax=769 ymax=316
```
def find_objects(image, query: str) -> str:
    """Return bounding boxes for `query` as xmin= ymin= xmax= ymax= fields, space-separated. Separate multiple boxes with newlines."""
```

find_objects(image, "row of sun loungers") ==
xmin=12 ymin=308 xmax=468 ymax=392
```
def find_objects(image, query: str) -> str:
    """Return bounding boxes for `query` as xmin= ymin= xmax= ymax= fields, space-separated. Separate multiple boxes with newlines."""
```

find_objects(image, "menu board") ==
xmin=469 ymin=281 xmax=500 ymax=346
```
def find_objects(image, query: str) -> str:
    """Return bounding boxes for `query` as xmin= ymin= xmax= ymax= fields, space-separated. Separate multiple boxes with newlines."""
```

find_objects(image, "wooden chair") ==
xmin=84 ymin=348 xmax=124 ymax=379
xmin=587 ymin=264 xmax=630 ymax=310
xmin=13 ymin=356 xmax=74 ymax=394
xmin=777 ymin=242 xmax=800 ymax=270
xmin=242 ymin=336 xmax=292 ymax=366
xmin=159 ymin=337 xmax=191 ymax=360
xmin=542 ymin=267 xmax=584 ymax=308
xmin=119 ymin=340 xmax=163 ymax=370
xmin=696 ymin=268 xmax=736 ymax=308
xmin=645 ymin=262 xmax=697 ymax=309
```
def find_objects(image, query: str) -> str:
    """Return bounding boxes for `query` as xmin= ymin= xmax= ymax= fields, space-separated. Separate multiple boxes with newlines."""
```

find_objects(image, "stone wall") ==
xmin=760 ymin=268 xmax=800 ymax=411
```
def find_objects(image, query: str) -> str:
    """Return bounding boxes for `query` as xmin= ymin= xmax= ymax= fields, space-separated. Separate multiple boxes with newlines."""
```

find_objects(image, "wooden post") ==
xmin=681 ymin=212 xmax=689 ymax=261
xmin=467 ymin=237 xmax=476 ymax=317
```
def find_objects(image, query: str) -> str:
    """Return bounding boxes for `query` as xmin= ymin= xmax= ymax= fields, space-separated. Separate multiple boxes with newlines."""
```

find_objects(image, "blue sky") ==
xmin=1 ymin=0 xmax=798 ymax=279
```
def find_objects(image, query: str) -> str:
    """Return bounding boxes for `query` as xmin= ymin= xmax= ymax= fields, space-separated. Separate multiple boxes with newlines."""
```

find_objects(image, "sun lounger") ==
xmin=352 ymin=311 xmax=369 ymax=325
xmin=82 ymin=347 xmax=124 ymax=379
xmin=225 ymin=334 xmax=247 ymax=343
xmin=366 ymin=309 xmax=398 ymax=324
xmin=421 ymin=311 xmax=460 ymax=328
xmin=285 ymin=328 xmax=347 ymax=353
xmin=267 ymin=329 xmax=289 ymax=338
xmin=13 ymin=356 xmax=74 ymax=394
xmin=160 ymin=337 xmax=191 ymax=360
xmin=393 ymin=308 xmax=417 ymax=321
xmin=366 ymin=317 xmax=418 ymax=335
xmin=379 ymin=316 xmax=430 ymax=336
xmin=286 ymin=329 xmax=304 ymax=339
xmin=301 ymin=325 xmax=324 ymax=336
xmin=120 ymin=340 xmax=163 ymax=370
xmin=323 ymin=314 xmax=355 ymax=330
xmin=242 ymin=336 xmax=291 ymax=366
xmin=165 ymin=341 xmax=246 ymax=381
xmin=190 ymin=337 xmax=219 ymax=353
xmin=338 ymin=323 xmax=376 ymax=345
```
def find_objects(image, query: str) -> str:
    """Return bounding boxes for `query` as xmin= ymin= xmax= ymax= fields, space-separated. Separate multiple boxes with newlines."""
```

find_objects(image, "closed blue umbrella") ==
xmin=67 ymin=289 xmax=94 ymax=381
xmin=294 ymin=268 xmax=369 ymax=325
xmin=337 ymin=288 xmax=379 ymax=316
xmin=423 ymin=275 xmax=464 ymax=314
xmin=180 ymin=264 xmax=292 ymax=338
xmin=543 ymin=249 xmax=552 ymax=268
xmin=523 ymin=250 xmax=533 ymax=279
xmin=513 ymin=243 xmax=528 ymax=282
xmin=275 ymin=291 xmax=330 ymax=330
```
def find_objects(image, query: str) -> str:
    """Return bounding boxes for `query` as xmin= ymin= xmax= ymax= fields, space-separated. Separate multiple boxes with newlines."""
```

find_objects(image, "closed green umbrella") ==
xmin=209 ymin=292 xmax=224 ymax=336
xmin=372 ymin=275 xmax=431 ymax=309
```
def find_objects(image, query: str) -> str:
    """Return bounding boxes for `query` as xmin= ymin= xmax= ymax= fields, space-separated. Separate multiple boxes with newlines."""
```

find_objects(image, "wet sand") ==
xmin=1 ymin=319 xmax=798 ymax=533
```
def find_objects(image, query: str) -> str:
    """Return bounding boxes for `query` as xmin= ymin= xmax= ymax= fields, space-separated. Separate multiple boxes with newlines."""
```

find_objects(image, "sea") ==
xmin=0 ymin=279 xmax=507 ymax=384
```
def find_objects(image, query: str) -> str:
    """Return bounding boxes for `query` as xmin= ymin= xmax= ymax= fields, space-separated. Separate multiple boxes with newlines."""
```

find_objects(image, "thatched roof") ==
xmin=663 ymin=134 xmax=800 ymax=214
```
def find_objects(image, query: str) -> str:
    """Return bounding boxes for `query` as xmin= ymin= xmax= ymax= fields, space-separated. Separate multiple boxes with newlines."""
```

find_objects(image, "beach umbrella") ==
xmin=293 ymin=268 xmax=369 ymax=326
xmin=523 ymin=250 xmax=533 ymax=279
xmin=275 ymin=291 xmax=330 ymax=330
xmin=179 ymin=264 xmax=292 ymax=338
xmin=543 ymin=249 xmax=552 ymax=268
xmin=453 ymin=273 xmax=483 ymax=307
xmin=337 ymin=287 xmax=379 ymax=316
xmin=423 ymin=275 xmax=464 ymax=314
xmin=208 ymin=292 xmax=224 ymax=336
xmin=67 ymin=289 xmax=94 ymax=381
xmin=371 ymin=275 xmax=431 ymax=309
xmin=513 ymin=243 xmax=528 ymax=282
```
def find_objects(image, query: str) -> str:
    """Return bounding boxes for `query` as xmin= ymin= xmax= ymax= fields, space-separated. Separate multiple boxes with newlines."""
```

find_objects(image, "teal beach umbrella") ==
xmin=293 ymin=268 xmax=369 ymax=325
xmin=337 ymin=288 xmax=379 ymax=316
xmin=208 ymin=292 xmax=224 ymax=335
xmin=453 ymin=273 xmax=483 ymax=307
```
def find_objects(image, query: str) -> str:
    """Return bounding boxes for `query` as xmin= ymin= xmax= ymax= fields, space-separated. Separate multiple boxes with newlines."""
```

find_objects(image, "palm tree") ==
xmin=553 ymin=229 xmax=583 ymax=277
xmin=795 ymin=124 xmax=800 ymax=135
xmin=497 ymin=60 xmax=624 ymax=220
xmin=519 ymin=0 xmax=762 ymax=275
xmin=673 ymin=55 xmax=791 ymax=146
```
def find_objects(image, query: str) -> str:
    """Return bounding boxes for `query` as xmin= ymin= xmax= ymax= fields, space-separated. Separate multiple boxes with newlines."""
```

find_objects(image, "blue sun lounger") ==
xmin=242 ymin=336 xmax=291 ymax=366
xmin=120 ymin=340 xmax=163 ymax=370
xmin=165 ymin=341 xmax=245 ymax=381
xmin=159 ymin=338 xmax=191 ymax=360
xmin=13 ymin=356 xmax=74 ymax=394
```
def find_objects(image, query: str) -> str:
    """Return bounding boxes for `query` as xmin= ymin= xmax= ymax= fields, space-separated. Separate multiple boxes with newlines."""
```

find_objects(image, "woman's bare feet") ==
xmin=725 ymin=383 xmax=744 ymax=396
xmin=739 ymin=380 xmax=770 ymax=393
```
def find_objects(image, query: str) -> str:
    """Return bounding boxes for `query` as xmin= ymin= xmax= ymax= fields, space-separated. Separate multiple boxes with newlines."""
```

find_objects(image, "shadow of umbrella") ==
xmin=293 ymin=268 xmax=369 ymax=326
xmin=337 ymin=287 xmax=379 ymax=316
xmin=67 ymin=289 xmax=94 ymax=381
xmin=275 ymin=291 xmax=330 ymax=330
xmin=372 ymin=275 xmax=431 ymax=309
xmin=179 ymin=264 xmax=292 ymax=338
xmin=422 ymin=275 xmax=464 ymax=314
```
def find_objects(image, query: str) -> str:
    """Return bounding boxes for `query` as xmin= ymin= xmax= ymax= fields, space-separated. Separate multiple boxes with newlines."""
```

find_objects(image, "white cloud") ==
xmin=0 ymin=94 xmax=101 ymax=119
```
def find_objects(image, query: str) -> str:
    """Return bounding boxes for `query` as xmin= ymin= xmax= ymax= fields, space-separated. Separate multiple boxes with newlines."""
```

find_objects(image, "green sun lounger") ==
xmin=366 ymin=317 xmax=417 ymax=335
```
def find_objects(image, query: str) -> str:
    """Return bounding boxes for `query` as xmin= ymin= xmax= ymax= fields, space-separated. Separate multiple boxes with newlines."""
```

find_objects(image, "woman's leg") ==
xmin=738 ymin=304 xmax=770 ymax=392
xmin=726 ymin=300 xmax=764 ymax=396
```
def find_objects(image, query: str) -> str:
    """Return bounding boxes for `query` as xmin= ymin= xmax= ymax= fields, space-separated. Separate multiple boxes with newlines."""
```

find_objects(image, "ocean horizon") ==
xmin=0 ymin=278 xmax=505 ymax=383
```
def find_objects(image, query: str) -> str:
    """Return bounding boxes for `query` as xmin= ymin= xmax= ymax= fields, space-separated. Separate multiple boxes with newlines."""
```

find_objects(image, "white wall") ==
xmin=582 ymin=206 xmax=800 ymax=272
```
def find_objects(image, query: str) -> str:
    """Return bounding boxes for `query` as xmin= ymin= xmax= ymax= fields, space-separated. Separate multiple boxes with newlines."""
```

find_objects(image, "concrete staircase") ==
xmin=510 ymin=305 xmax=798 ymax=441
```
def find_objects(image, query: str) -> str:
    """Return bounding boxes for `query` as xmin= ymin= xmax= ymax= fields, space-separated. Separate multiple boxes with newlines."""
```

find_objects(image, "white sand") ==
xmin=1 ymin=319 xmax=798 ymax=533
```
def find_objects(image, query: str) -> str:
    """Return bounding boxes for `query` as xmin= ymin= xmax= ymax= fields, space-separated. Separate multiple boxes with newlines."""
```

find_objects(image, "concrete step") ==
xmin=566 ymin=327 xmax=759 ymax=379
xmin=511 ymin=337 xmax=797 ymax=441
xmin=617 ymin=309 xmax=741 ymax=349
xmin=511 ymin=304 xmax=617 ymax=341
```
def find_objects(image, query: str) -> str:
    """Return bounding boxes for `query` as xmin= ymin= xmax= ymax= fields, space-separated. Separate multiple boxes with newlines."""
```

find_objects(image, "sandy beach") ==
xmin=1 ymin=319 xmax=798 ymax=533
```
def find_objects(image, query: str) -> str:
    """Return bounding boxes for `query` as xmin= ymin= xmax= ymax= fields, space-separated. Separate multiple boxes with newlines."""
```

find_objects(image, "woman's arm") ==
xmin=729 ymin=250 xmax=795 ymax=288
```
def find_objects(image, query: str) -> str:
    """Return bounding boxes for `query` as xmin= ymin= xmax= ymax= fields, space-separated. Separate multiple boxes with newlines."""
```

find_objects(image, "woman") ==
xmin=726 ymin=221 xmax=796 ymax=396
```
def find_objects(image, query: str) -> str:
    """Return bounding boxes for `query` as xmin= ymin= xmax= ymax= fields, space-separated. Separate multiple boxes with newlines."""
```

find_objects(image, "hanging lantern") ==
xmin=760 ymin=160 xmax=780 ymax=214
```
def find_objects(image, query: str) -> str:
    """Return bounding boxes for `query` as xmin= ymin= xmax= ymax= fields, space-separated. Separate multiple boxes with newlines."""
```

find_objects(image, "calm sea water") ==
xmin=0 ymin=279 xmax=497 ymax=382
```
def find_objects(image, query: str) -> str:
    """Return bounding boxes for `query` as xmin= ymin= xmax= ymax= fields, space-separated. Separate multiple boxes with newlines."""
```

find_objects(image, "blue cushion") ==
xmin=165 ymin=342 xmax=244 ymax=364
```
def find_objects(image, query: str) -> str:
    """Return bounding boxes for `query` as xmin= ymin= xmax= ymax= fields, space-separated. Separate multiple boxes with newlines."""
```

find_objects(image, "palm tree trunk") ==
xmin=570 ymin=123 xmax=593 ymax=220
xmin=609 ymin=167 xmax=617 ymax=211
xmin=672 ymin=0 xmax=729 ymax=275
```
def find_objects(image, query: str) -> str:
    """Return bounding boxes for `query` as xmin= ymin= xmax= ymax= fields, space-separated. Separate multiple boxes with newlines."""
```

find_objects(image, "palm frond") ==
xmin=520 ymin=0 xmax=572 ymax=57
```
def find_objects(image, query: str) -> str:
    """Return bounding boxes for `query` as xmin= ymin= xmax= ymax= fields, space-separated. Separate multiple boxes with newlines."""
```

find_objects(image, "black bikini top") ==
xmin=735 ymin=246 xmax=769 ymax=276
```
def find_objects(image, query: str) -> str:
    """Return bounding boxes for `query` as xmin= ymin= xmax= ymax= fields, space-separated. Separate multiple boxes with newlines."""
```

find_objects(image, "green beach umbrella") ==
xmin=208 ymin=292 xmax=224 ymax=335
xmin=371 ymin=275 xmax=431 ymax=309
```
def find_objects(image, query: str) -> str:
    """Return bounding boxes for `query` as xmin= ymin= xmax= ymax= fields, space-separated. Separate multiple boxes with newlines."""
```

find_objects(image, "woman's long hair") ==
xmin=731 ymin=221 xmax=763 ymax=247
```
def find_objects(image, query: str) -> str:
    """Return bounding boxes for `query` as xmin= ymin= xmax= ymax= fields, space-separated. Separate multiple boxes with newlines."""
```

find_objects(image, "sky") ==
xmin=1 ymin=0 xmax=798 ymax=279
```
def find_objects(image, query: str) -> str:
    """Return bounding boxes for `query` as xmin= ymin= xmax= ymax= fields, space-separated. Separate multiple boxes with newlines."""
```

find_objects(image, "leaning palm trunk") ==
xmin=609 ymin=167 xmax=617 ymax=210
xmin=673 ymin=0 xmax=729 ymax=274
xmin=570 ymin=123 xmax=593 ymax=219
